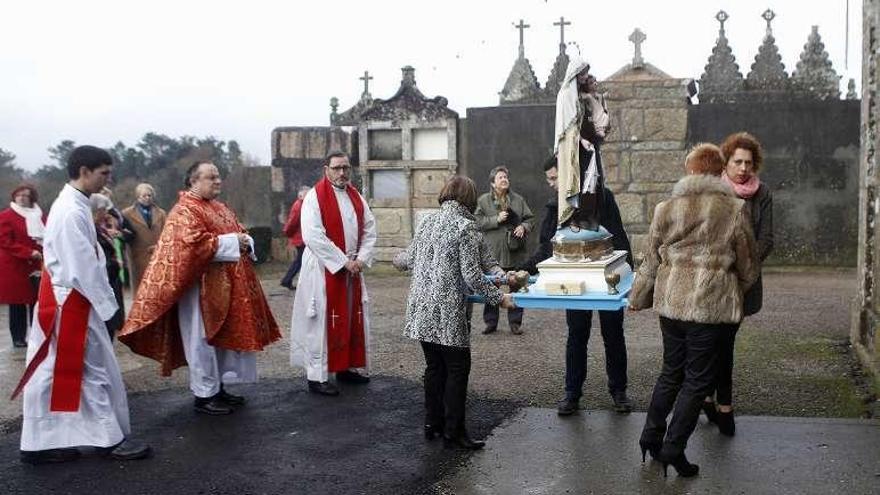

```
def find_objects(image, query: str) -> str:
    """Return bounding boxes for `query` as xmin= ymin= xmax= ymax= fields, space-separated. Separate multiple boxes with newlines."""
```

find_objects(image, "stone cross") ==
xmin=359 ymin=70 xmax=373 ymax=97
xmin=553 ymin=16 xmax=571 ymax=46
xmin=762 ymin=8 xmax=776 ymax=36
xmin=514 ymin=19 xmax=530 ymax=58
xmin=629 ymin=28 xmax=646 ymax=67
xmin=716 ymin=10 xmax=729 ymax=34
xmin=330 ymin=97 xmax=339 ymax=114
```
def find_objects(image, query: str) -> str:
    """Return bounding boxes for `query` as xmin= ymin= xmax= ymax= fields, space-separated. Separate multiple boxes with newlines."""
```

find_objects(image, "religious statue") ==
xmin=552 ymin=56 xmax=614 ymax=261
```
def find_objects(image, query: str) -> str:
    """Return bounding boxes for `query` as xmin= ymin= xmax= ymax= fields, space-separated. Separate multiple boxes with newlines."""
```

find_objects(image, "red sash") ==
xmin=314 ymin=177 xmax=366 ymax=372
xmin=10 ymin=269 xmax=91 ymax=412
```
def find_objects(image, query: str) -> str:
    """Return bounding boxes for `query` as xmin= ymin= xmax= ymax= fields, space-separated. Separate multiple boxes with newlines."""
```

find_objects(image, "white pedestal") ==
xmin=534 ymin=250 xmax=632 ymax=294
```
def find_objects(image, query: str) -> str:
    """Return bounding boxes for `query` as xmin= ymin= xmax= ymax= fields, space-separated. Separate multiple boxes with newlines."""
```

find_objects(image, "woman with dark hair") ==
xmin=474 ymin=166 xmax=533 ymax=335
xmin=395 ymin=175 xmax=515 ymax=449
xmin=0 ymin=184 xmax=45 ymax=348
xmin=629 ymin=144 xmax=758 ymax=477
xmin=701 ymin=132 xmax=774 ymax=436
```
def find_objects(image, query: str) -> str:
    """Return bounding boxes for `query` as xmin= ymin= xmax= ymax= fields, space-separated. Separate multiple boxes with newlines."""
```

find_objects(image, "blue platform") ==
xmin=470 ymin=272 xmax=632 ymax=311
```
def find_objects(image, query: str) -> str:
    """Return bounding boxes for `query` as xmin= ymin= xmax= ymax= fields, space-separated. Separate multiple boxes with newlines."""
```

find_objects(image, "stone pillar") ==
xmin=853 ymin=0 xmax=880 ymax=385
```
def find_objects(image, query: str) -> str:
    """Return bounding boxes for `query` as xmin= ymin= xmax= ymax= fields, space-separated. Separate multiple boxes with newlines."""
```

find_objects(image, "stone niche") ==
xmin=356 ymin=66 xmax=459 ymax=261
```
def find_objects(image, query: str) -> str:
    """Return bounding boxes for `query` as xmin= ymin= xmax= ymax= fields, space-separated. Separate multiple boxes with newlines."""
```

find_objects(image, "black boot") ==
xmin=557 ymin=398 xmax=579 ymax=416
xmin=216 ymin=385 xmax=246 ymax=406
xmin=20 ymin=448 xmax=81 ymax=465
xmin=638 ymin=439 xmax=661 ymax=462
xmin=612 ymin=391 xmax=633 ymax=414
xmin=443 ymin=431 xmax=485 ymax=450
xmin=308 ymin=380 xmax=340 ymax=396
xmin=194 ymin=396 xmax=233 ymax=415
xmin=657 ymin=450 xmax=699 ymax=478
xmin=107 ymin=439 xmax=152 ymax=461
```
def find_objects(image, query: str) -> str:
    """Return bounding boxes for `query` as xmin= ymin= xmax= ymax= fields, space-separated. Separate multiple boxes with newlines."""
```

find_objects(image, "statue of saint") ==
xmin=554 ymin=56 xmax=611 ymax=232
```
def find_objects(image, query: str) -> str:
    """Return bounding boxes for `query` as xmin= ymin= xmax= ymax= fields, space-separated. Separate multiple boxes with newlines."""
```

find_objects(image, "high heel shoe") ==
xmin=658 ymin=451 xmax=699 ymax=478
xmin=638 ymin=439 xmax=661 ymax=462
xmin=424 ymin=424 xmax=443 ymax=440
xmin=701 ymin=401 xmax=719 ymax=424
xmin=717 ymin=410 xmax=736 ymax=436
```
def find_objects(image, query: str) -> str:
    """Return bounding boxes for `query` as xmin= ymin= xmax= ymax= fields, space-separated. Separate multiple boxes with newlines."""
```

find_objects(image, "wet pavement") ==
xmin=0 ymin=269 xmax=877 ymax=493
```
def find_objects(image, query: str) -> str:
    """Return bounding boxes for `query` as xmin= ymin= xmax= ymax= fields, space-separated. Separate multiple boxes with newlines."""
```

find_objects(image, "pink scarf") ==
xmin=722 ymin=173 xmax=760 ymax=199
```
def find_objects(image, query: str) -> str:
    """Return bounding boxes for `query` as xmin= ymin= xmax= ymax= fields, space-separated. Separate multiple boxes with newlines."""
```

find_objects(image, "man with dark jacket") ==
xmin=520 ymin=156 xmax=633 ymax=415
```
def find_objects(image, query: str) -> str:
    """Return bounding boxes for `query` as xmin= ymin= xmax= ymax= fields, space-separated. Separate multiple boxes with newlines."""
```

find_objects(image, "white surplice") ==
xmin=290 ymin=186 xmax=377 ymax=382
xmin=20 ymin=184 xmax=130 ymax=451
xmin=177 ymin=233 xmax=257 ymax=398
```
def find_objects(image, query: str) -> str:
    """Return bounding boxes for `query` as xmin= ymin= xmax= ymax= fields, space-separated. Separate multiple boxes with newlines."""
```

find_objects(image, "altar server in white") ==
xmin=13 ymin=145 xmax=150 ymax=464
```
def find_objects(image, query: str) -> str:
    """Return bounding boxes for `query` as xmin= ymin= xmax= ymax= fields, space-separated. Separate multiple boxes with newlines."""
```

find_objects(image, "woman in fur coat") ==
xmin=629 ymin=143 xmax=759 ymax=477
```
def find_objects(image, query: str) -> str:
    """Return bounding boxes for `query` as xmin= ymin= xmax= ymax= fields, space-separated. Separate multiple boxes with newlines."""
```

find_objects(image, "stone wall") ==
xmin=270 ymin=126 xmax=357 ymax=232
xmin=600 ymin=78 xmax=691 ymax=258
xmin=688 ymin=100 xmax=860 ymax=266
xmin=853 ymin=0 xmax=880 ymax=388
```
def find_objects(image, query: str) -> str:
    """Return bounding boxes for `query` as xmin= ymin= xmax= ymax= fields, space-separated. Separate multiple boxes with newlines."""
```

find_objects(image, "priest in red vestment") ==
xmin=119 ymin=161 xmax=282 ymax=415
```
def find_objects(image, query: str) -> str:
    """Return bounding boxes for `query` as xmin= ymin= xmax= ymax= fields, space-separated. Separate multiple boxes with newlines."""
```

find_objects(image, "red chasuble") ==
xmin=118 ymin=191 xmax=282 ymax=376
xmin=314 ymin=178 xmax=367 ymax=372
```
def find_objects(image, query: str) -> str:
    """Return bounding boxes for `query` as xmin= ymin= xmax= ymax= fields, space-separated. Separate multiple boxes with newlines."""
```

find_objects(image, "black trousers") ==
xmin=564 ymin=308 xmax=628 ymax=400
xmin=280 ymin=247 xmax=304 ymax=288
xmin=641 ymin=317 xmax=728 ymax=456
xmin=8 ymin=276 xmax=39 ymax=345
xmin=9 ymin=304 xmax=34 ymax=345
xmin=709 ymin=322 xmax=741 ymax=406
xmin=421 ymin=341 xmax=471 ymax=436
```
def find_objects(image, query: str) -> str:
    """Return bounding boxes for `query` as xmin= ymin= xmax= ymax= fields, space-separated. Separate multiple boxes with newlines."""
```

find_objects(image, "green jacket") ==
xmin=474 ymin=190 xmax=535 ymax=269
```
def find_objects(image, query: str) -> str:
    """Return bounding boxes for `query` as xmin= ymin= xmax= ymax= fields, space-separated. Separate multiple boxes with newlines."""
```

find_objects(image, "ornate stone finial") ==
xmin=514 ymin=19 xmax=530 ymax=59
xmin=746 ymin=10 xmax=789 ymax=97
xmin=700 ymin=11 xmax=744 ymax=103
xmin=401 ymin=66 xmax=416 ymax=87
xmin=330 ymin=97 xmax=339 ymax=125
xmin=847 ymin=78 xmax=858 ymax=99
xmin=359 ymin=70 xmax=373 ymax=99
xmin=629 ymin=28 xmax=646 ymax=68
xmin=762 ymin=8 xmax=776 ymax=37
xmin=792 ymin=26 xmax=841 ymax=100
xmin=716 ymin=10 xmax=729 ymax=33
xmin=553 ymin=16 xmax=571 ymax=51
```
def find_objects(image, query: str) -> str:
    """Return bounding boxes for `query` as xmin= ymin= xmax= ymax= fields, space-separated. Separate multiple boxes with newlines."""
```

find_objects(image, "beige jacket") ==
xmin=629 ymin=175 xmax=759 ymax=324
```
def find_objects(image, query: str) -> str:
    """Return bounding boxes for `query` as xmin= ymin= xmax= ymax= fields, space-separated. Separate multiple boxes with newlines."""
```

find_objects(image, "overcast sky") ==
xmin=0 ymin=0 xmax=862 ymax=171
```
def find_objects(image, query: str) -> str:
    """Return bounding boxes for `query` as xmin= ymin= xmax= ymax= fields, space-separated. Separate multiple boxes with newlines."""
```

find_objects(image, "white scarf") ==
xmin=554 ymin=55 xmax=590 ymax=152
xmin=9 ymin=202 xmax=45 ymax=242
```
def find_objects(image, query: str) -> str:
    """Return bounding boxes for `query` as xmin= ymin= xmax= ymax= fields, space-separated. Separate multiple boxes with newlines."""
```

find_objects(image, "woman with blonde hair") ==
xmin=630 ymin=143 xmax=758 ymax=477
xmin=122 ymin=182 xmax=167 ymax=292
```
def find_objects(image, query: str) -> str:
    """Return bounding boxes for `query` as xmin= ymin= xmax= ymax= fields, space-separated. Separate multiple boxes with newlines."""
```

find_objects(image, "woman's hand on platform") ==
xmin=500 ymin=293 xmax=516 ymax=309
xmin=497 ymin=211 xmax=509 ymax=224
xmin=513 ymin=225 xmax=526 ymax=238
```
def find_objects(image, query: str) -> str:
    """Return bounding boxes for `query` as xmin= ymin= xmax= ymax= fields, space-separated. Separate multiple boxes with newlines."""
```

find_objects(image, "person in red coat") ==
xmin=280 ymin=186 xmax=310 ymax=290
xmin=0 ymin=184 xmax=45 ymax=347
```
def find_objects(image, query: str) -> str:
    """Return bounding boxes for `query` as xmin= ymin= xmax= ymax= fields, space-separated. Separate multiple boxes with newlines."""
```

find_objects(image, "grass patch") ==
xmin=734 ymin=331 xmax=867 ymax=417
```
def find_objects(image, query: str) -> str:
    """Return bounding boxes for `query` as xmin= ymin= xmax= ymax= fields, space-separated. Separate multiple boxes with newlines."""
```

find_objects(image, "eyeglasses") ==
xmin=328 ymin=165 xmax=351 ymax=171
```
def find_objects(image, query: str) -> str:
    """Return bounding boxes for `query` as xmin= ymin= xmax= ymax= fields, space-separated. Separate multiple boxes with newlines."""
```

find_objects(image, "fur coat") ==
xmin=629 ymin=175 xmax=759 ymax=324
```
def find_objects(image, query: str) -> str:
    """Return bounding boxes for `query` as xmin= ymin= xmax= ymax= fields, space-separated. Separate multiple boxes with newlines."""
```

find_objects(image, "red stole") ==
xmin=10 ymin=269 xmax=91 ymax=412
xmin=314 ymin=177 xmax=366 ymax=372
